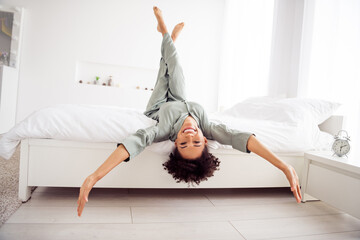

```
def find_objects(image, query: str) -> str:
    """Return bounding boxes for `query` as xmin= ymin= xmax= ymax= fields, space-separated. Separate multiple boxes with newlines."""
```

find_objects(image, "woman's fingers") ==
xmin=292 ymin=168 xmax=302 ymax=202
xmin=78 ymin=200 xmax=84 ymax=216
xmin=77 ymin=191 xmax=87 ymax=216
xmin=77 ymin=190 xmax=83 ymax=216
xmin=77 ymin=176 xmax=95 ymax=217
xmin=291 ymin=171 xmax=302 ymax=203
xmin=291 ymin=182 xmax=301 ymax=203
xmin=286 ymin=165 xmax=302 ymax=203
xmin=77 ymin=191 xmax=88 ymax=217
xmin=297 ymin=183 xmax=302 ymax=201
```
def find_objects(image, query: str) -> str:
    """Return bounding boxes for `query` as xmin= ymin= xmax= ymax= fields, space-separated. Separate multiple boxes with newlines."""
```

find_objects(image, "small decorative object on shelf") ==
xmin=136 ymin=86 xmax=140 ymax=90
xmin=107 ymin=76 xmax=113 ymax=86
xmin=87 ymin=81 xmax=91 ymax=84
xmin=332 ymin=130 xmax=351 ymax=157
xmin=151 ymin=88 xmax=153 ymax=91
xmin=145 ymin=87 xmax=148 ymax=90
xmin=79 ymin=80 xmax=83 ymax=83
xmin=102 ymin=83 xmax=106 ymax=86
xmin=94 ymin=76 xmax=100 ymax=85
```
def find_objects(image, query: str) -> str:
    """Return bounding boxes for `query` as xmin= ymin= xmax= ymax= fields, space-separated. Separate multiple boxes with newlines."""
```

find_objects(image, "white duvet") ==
xmin=0 ymin=97 xmax=339 ymax=160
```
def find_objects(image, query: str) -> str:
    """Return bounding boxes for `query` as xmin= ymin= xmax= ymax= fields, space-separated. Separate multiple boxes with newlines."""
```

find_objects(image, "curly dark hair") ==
xmin=162 ymin=145 xmax=221 ymax=186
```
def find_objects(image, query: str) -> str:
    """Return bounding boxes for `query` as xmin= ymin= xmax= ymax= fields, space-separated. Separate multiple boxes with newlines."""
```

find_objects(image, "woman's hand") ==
xmin=283 ymin=164 xmax=302 ymax=203
xmin=247 ymin=135 xmax=302 ymax=203
xmin=77 ymin=174 xmax=97 ymax=217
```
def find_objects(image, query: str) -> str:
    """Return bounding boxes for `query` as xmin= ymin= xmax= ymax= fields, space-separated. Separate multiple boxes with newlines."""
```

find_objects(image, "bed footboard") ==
xmin=18 ymin=137 xmax=304 ymax=201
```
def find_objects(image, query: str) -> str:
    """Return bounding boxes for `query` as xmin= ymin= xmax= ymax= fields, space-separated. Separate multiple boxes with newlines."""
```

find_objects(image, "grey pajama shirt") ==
xmin=118 ymin=33 xmax=255 ymax=162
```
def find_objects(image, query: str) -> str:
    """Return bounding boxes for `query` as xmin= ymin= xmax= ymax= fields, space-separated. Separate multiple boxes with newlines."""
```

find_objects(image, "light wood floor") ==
xmin=0 ymin=187 xmax=359 ymax=240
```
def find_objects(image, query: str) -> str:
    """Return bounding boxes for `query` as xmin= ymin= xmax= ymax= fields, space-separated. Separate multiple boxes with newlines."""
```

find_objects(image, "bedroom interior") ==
xmin=0 ymin=0 xmax=360 ymax=239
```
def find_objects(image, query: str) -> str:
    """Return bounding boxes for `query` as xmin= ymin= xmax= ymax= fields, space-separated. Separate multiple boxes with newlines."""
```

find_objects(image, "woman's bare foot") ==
xmin=153 ymin=6 xmax=168 ymax=36
xmin=171 ymin=22 xmax=185 ymax=42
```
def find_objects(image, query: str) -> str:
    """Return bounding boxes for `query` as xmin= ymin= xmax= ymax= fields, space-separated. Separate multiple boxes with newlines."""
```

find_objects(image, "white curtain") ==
xmin=218 ymin=0 xmax=275 ymax=111
xmin=300 ymin=0 xmax=360 ymax=147
xmin=218 ymin=0 xmax=360 ymax=148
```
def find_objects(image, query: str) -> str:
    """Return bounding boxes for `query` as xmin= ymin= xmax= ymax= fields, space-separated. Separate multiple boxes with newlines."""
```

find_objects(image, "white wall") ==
xmin=2 ymin=0 xmax=225 ymax=122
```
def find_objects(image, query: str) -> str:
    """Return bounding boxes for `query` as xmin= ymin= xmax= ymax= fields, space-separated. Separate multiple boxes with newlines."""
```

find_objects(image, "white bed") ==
xmin=0 ymin=97 xmax=342 ymax=202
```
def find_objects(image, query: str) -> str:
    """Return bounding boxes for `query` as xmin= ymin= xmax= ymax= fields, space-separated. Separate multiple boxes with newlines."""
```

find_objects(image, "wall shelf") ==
xmin=75 ymin=60 xmax=157 ymax=92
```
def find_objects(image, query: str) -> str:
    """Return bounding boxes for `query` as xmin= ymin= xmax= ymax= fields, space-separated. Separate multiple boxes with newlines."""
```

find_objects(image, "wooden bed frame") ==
xmin=18 ymin=115 xmax=344 ymax=202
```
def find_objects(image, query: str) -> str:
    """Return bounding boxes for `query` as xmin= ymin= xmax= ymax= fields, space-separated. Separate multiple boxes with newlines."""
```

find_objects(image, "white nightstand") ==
xmin=301 ymin=150 xmax=360 ymax=219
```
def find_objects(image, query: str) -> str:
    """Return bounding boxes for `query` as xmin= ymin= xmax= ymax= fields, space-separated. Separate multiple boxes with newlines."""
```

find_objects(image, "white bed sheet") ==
xmin=0 ymin=103 xmax=334 ymax=160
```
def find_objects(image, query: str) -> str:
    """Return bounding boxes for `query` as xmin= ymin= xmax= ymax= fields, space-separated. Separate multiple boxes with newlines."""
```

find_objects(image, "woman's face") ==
xmin=175 ymin=116 xmax=208 ymax=159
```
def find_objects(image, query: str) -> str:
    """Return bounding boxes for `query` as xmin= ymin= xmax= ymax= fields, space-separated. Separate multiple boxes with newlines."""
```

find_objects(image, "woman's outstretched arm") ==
xmin=246 ymin=135 xmax=302 ymax=203
xmin=77 ymin=144 xmax=130 ymax=217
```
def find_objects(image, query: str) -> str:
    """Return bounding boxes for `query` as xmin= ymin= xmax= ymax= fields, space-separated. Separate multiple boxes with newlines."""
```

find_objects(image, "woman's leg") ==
xmin=161 ymin=31 xmax=186 ymax=102
xmin=144 ymin=7 xmax=186 ymax=120
xmin=144 ymin=57 xmax=168 ymax=120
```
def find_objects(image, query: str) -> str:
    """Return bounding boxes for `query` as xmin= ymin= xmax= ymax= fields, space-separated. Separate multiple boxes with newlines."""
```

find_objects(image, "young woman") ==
xmin=77 ymin=6 xmax=302 ymax=217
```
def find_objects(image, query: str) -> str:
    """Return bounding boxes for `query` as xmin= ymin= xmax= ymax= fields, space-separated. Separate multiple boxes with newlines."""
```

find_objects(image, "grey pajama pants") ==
xmin=144 ymin=32 xmax=187 ymax=121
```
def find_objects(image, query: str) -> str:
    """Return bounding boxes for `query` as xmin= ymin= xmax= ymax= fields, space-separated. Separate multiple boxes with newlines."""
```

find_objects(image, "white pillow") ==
xmin=223 ymin=97 xmax=341 ymax=125
xmin=241 ymin=95 xmax=286 ymax=104
xmin=208 ymin=114 xmax=317 ymax=153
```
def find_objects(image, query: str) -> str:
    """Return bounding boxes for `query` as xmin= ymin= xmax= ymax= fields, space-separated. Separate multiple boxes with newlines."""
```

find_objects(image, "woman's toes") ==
xmin=153 ymin=6 xmax=167 ymax=35
xmin=171 ymin=22 xmax=185 ymax=41
xmin=175 ymin=22 xmax=185 ymax=31
xmin=153 ymin=6 xmax=162 ymax=16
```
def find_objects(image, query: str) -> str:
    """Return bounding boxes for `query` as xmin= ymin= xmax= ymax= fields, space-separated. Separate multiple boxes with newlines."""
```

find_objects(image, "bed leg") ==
xmin=18 ymin=139 xmax=32 ymax=202
xmin=19 ymin=186 xmax=32 ymax=202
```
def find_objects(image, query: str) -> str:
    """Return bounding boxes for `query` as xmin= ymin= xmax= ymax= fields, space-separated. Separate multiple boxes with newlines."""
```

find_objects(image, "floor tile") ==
xmin=231 ymin=214 xmax=360 ymax=240
xmin=272 ymin=230 xmax=360 ymax=239
xmin=215 ymin=201 xmax=341 ymax=220
xmin=127 ymin=192 xmax=214 ymax=207
xmin=0 ymin=222 xmax=244 ymax=240
xmin=132 ymin=206 xmax=220 ymax=223
xmin=6 ymin=206 xmax=131 ymax=223
xmin=131 ymin=201 xmax=341 ymax=223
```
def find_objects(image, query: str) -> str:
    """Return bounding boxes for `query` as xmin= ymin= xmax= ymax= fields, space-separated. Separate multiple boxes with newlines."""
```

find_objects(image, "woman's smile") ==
xmin=183 ymin=127 xmax=196 ymax=133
